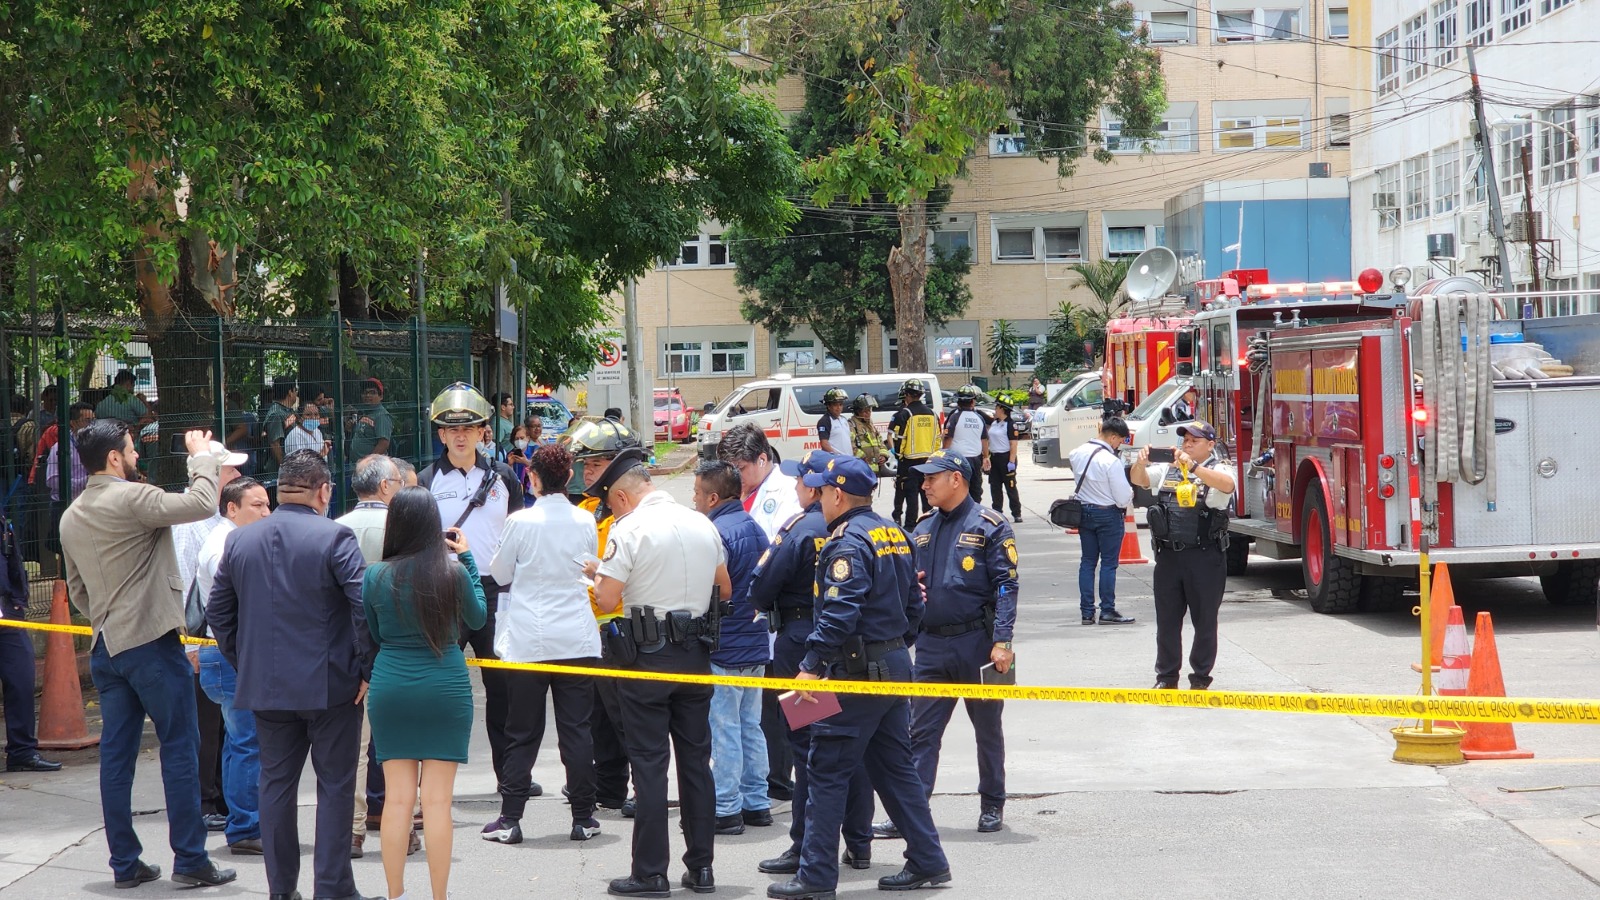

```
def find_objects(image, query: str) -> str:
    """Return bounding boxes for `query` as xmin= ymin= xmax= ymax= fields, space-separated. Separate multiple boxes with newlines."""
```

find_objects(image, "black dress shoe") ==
xmin=171 ymin=862 xmax=237 ymax=887
xmin=870 ymin=819 xmax=901 ymax=840
xmin=681 ymin=867 xmax=715 ymax=894
xmin=113 ymin=861 xmax=161 ymax=889
xmin=759 ymin=848 xmax=801 ymax=874
xmin=715 ymin=813 xmax=745 ymax=835
xmin=878 ymin=866 xmax=952 ymax=891
xmin=267 ymin=893 xmax=302 ymax=900
xmin=529 ymin=780 xmax=543 ymax=797
xmin=1081 ymin=615 xmax=1095 ymax=625
xmin=228 ymin=837 xmax=264 ymax=855
xmin=5 ymin=754 xmax=62 ymax=772
xmin=621 ymin=796 xmax=637 ymax=818
xmin=1153 ymin=680 xmax=1178 ymax=689
xmin=1190 ymin=678 xmax=1213 ymax=690
xmin=843 ymin=848 xmax=871 ymax=869
xmin=767 ymin=878 xmax=837 ymax=900
xmin=608 ymin=874 xmax=671 ymax=898
xmin=977 ymin=808 xmax=1003 ymax=833
xmin=1098 ymin=610 xmax=1136 ymax=624
xmin=202 ymin=812 xmax=228 ymax=831
xmin=743 ymin=807 xmax=773 ymax=826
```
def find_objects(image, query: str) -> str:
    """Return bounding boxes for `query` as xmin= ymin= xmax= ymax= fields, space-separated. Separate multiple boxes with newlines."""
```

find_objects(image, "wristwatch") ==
xmin=994 ymin=641 xmax=1013 ymax=650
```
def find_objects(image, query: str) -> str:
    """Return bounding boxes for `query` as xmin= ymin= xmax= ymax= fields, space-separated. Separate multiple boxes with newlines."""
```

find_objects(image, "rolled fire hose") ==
xmin=1415 ymin=293 xmax=1495 ymax=515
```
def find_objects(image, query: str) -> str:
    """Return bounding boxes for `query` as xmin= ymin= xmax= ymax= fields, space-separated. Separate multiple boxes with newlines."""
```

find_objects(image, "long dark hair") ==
xmin=379 ymin=486 xmax=464 ymax=656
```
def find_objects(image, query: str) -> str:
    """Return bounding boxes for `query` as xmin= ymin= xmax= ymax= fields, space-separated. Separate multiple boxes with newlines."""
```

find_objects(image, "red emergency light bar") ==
xmin=1245 ymin=280 xmax=1365 ymax=299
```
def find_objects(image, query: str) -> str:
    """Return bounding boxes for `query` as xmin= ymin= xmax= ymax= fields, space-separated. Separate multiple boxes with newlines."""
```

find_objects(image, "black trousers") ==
xmin=0 ymin=625 xmax=39 ymax=763
xmin=616 ymin=641 xmax=715 ymax=881
xmin=963 ymin=456 xmax=985 ymax=502
xmin=986 ymin=451 xmax=1021 ymax=519
xmin=895 ymin=464 xmax=926 ymax=531
xmin=1152 ymin=545 xmax=1228 ymax=688
xmin=593 ymin=631 xmax=631 ymax=805
xmin=500 ymin=660 xmax=597 ymax=820
xmin=762 ymin=663 xmax=793 ymax=797
xmin=194 ymin=669 xmax=227 ymax=816
xmin=459 ymin=579 xmax=509 ymax=781
xmin=254 ymin=703 xmax=362 ymax=899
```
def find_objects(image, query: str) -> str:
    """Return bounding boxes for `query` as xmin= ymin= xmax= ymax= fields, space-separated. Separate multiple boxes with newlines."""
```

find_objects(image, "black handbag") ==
xmin=183 ymin=577 xmax=208 ymax=639
xmin=1048 ymin=446 xmax=1107 ymax=528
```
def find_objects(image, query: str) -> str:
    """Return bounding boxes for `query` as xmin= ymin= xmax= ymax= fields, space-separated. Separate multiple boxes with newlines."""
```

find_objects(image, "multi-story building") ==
xmin=596 ymin=2 xmax=1354 ymax=410
xmin=1351 ymin=0 xmax=1599 ymax=310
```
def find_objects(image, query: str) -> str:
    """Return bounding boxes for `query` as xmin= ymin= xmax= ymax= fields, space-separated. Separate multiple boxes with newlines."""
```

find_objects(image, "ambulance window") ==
xmin=1212 ymin=324 xmax=1233 ymax=371
xmin=721 ymin=388 xmax=781 ymax=417
xmin=1074 ymin=382 xmax=1104 ymax=408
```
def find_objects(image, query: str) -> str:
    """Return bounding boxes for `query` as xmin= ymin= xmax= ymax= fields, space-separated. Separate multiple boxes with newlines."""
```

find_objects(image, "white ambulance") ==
xmin=697 ymin=373 xmax=944 ymax=462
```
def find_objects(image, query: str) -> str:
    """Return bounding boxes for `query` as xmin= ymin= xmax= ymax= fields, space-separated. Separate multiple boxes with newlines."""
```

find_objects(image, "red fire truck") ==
xmin=1191 ymin=271 xmax=1600 ymax=612
xmin=1104 ymin=270 xmax=1269 ymax=410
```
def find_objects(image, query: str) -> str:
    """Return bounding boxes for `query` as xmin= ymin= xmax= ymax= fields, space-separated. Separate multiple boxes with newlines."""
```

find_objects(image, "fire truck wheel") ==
xmin=1539 ymin=560 xmax=1600 ymax=607
xmin=1301 ymin=490 xmax=1361 ymax=614
xmin=1225 ymin=537 xmax=1250 ymax=576
xmin=1357 ymin=576 xmax=1408 ymax=612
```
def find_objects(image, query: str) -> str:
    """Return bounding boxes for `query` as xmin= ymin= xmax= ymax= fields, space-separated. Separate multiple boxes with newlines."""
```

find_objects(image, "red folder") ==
xmin=779 ymin=689 xmax=842 ymax=730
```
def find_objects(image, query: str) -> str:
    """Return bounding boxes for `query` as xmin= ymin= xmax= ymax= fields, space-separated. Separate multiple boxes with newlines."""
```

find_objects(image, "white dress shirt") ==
xmin=195 ymin=519 xmax=238 ymax=605
xmin=598 ymin=491 xmax=726 ymax=617
xmin=489 ymin=494 xmax=602 ymax=662
xmin=284 ymin=424 xmax=325 ymax=456
xmin=1067 ymin=439 xmax=1134 ymax=509
xmin=1144 ymin=457 xmax=1237 ymax=510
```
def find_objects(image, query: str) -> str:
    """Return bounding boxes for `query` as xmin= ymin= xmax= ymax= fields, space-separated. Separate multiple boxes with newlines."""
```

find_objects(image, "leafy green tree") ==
xmin=986 ymin=318 xmax=1021 ymax=388
xmin=755 ymin=0 xmax=1166 ymax=372
xmin=733 ymin=70 xmax=969 ymax=372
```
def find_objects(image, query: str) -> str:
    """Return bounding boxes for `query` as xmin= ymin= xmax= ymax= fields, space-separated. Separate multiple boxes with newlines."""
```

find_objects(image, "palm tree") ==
xmin=1065 ymin=258 xmax=1135 ymax=365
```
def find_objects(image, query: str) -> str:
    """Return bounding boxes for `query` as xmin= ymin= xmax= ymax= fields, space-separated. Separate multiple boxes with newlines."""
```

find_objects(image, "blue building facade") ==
xmin=1163 ymin=178 xmax=1352 ymax=285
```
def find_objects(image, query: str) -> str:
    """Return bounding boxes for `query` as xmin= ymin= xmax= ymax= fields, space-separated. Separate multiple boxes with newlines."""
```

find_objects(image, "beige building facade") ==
xmin=599 ymin=3 xmax=1355 ymax=410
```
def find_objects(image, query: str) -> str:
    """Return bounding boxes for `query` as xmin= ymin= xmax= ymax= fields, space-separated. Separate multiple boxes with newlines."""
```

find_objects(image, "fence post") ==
xmin=411 ymin=317 xmax=425 ymax=462
xmin=330 ymin=314 xmax=346 ymax=514
xmin=212 ymin=316 xmax=226 ymax=447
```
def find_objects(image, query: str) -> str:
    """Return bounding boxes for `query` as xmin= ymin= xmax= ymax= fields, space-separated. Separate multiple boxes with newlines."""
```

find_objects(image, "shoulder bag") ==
xmin=1048 ymin=445 xmax=1107 ymax=529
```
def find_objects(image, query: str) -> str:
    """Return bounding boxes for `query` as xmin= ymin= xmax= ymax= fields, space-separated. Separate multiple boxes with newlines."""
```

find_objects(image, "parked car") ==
xmin=525 ymin=393 xmax=572 ymax=442
xmin=699 ymin=373 xmax=945 ymax=462
xmin=654 ymin=388 xmax=694 ymax=442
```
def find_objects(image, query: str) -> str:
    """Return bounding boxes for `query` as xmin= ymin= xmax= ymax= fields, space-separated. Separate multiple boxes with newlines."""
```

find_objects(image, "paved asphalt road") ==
xmin=5 ymin=449 xmax=1600 ymax=898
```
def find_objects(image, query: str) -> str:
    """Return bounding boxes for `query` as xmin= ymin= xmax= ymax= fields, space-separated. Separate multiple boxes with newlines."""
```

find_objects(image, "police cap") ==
xmin=584 ymin=446 xmax=649 ymax=500
xmin=1177 ymin=420 xmax=1218 ymax=441
xmin=802 ymin=454 xmax=876 ymax=495
xmin=780 ymin=449 xmax=839 ymax=479
xmin=911 ymin=449 xmax=970 ymax=480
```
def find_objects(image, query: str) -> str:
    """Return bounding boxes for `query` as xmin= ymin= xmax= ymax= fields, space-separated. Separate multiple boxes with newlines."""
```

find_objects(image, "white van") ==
xmin=1029 ymin=372 xmax=1106 ymax=468
xmin=1116 ymin=376 xmax=1194 ymax=465
xmin=698 ymin=373 xmax=944 ymax=462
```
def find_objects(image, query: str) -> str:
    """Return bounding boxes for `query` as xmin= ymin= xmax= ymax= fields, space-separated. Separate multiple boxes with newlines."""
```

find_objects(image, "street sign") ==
xmin=599 ymin=341 xmax=623 ymax=368
xmin=594 ymin=368 xmax=624 ymax=386
xmin=594 ymin=340 xmax=625 ymax=385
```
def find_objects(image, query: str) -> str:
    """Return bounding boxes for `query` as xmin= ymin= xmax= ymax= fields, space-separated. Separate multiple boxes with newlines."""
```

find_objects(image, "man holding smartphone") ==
xmin=1065 ymin=418 xmax=1136 ymax=626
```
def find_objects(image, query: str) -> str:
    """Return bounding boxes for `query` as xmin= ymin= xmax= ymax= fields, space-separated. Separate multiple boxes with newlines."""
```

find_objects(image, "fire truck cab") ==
xmin=1201 ymin=272 xmax=1600 ymax=612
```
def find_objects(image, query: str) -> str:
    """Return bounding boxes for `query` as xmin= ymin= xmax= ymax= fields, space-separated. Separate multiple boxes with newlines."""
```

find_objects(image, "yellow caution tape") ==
xmin=6 ymin=617 xmax=1596 ymax=726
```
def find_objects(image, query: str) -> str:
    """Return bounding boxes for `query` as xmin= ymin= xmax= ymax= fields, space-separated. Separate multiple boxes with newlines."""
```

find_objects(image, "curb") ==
xmin=649 ymin=453 xmax=700 ymax=477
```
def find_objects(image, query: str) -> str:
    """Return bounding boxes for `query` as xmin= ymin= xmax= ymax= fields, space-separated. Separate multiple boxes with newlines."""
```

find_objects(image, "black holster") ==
xmin=628 ymin=605 xmax=665 ymax=653
xmin=841 ymin=635 xmax=869 ymax=676
xmin=602 ymin=619 xmax=638 ymax=667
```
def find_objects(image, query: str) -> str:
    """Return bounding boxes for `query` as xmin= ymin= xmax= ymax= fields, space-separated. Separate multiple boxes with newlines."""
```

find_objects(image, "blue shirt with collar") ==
xmin=801 ymin=504 xmax=921 ymax=675
xmin=746 ymin=501 xmax=828 ymax=618
xmin=911 ymin=496 xmax=1019 ymax=642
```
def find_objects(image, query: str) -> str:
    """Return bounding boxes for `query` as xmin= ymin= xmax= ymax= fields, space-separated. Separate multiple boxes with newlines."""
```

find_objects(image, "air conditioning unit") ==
xmin=1372 ymin=192 xmax=1399 ymax=210
xmin=1507 ymin=210 xmax=1543 ymax=243
xmin=1426 ymin=233 xmax=1456 ymax=259
xmin=1309 ymin=162 xmax=1332 ymax=178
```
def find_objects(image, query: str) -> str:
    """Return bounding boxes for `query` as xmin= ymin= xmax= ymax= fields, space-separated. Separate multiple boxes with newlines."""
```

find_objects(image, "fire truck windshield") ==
xmin=1126 ymin=377 xmax=1192 ymax=422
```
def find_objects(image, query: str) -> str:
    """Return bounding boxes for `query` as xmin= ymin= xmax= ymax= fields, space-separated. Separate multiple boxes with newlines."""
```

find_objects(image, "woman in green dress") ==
xmin=364 ymin=486 xmax=487 ymax=900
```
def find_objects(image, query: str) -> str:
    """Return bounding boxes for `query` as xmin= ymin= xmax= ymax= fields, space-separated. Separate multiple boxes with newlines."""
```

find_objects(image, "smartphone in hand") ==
xmin=1148 ymin=447 xmax=1177 ymax=464
xmin=169 ymin=432 xmax=187 ymax=455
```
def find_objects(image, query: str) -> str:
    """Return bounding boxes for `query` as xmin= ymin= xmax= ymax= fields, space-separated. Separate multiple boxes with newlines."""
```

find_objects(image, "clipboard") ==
xmin=778 ymin=689 xmax=842 ymax=730
xmin=980 ymin=662 xmax=1016 ymax=686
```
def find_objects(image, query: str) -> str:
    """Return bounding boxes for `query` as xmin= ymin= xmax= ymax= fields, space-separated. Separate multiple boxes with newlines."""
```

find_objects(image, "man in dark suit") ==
xmin=207 ymin=450 xmax=375 ymax=900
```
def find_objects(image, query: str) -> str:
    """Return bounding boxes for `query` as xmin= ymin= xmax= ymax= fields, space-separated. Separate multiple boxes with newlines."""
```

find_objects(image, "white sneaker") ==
xmin=480 ymin=816 xmax=523 ymax=844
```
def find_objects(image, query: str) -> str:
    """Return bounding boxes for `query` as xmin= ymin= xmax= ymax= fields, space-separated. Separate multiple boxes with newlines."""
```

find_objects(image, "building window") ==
xmin=663 ymin=338 xmax=753 ymax=376
xmin=1587 ymin=273 xmax=1600 ymax=314
xmin=776 ymin=338 xmax=820 ymax=370
xmin=1149 ymin=10 xmax=1191 ymax=42
xmin=885 ymin=335 xmax=899 ymax=371
xmin=1376 ymin=164 xmax=1402 ymax=229
xmin=996 ymin=228 xmax=1037 ymax=260
xmin=1106 ymin=226 xmax=1148 ymax=258
xmin=1376 ymin=29 xmax=1401 ymax=96
xmin=992 ymin=215 xmax=1085 ymax=263
xmin=672 ymin=231 xmax=735 ymax=268
xmin=1105 ymin=117 xmax=1196 ymax=153
xmin=1500 ymin=0 xmax=1530 ymax=34
xmin=1215 ymin=7 xmax=1301 ymax=41
xmin=1464 ymin=138 xmax=1488 ymax=205
xmin=1402 ymin=14 xmax=1428 ymax=84
xmin=933 ymin=336 xmax=975 ymax=370
xmin=1432 ymin=146 xmax=1460 ymax=216
xmin=933 ymin=227 xmax=972 ymax=259
xmin=1498 ymin=121 xmax=1531 ymax=200
xmin=989 ymin=128 xmax=1029 ymax=156
xmin=1215 ymin=9 xmax=1256 ymax=40
xmin=1328 ymin=113 xmax=1351 ymax=147
xmin=1432 ymin=0 xmax=1459 ymax=65
xmin=1540 ymin=104 xmax=1579 ymax=186
xmin=1016 ymin=334 xmax=1044 ymax=369
xmin=1585 ymin=113 xmax=1600 ymax=176
xmin=1327 ymin=5 xmax=1349 ymax=37
xmin=1260 ymin=8 xmax=1301 ymax=38
xmin=665 ymin=342 xmax=704 ymax=374
xmin=1403 ymin=155 xmax=1430 ymax=223
xmin=1044 ymin=227 xmax=1082 ymax=260
xmin=710 ymin=340 xmax=749 ymax=374
xmin=1465 ymin=0 xmax=1493 ymax=45
xmin=1539 ymin=0 xmax=1572 ymax=15
xmin=1216 ymin=114 xmax=1306 ymax=151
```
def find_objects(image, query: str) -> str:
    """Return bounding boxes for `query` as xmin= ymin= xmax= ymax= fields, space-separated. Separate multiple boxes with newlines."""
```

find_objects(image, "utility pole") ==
xmin=1467 ymin=47 xmax=1513 ymax=294
xmin=622 ymin=277 xmax=647 ymax=444
xmin=1520 ymin=140 xmax=1542 ymax=308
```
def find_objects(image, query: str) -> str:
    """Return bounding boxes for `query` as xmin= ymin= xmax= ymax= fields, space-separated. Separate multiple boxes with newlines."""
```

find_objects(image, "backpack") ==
xmin=902 ymin=412 xmax=940 ymax=460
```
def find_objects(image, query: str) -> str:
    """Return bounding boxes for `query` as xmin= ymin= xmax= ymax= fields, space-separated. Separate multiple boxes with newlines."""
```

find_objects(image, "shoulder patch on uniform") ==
xmin=829 ymin=557 xmax=851 ymax=581
xmin=826 ymin=586 xmax=840 ymax=599
xmin=915 ymin=509 xmax=936 ymax=523
xmin=979 ymin=508 xmax=1005 ymax=526
xmin=1003 ymin=537 xmax=1018 ymax=564
xmin=757 ymin=548 xmax=771 ymax=567
xmin=763 ymin=498 xmax=777 ymax=513
xmin=961 ymin=555 xmax=976 ymax=571
xmin=957 ymin=533 xmax=986 ymax=548
xmin=913 ymin=533 xmax=931 ymax=547
xmin=604 ymin=542 xmax=618 ymax=561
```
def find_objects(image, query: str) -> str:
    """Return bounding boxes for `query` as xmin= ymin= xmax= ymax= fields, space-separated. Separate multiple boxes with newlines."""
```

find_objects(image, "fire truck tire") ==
xmin=1540 ymin=560 xmax=1600 ymax=606
xmin=1357 ymin=575 xmax=1408 ymax=613
xmin=1225 ymin=537 xmax=1250 ymax=576
xmin=1301 ymin=491 xmax=1361 ymax=614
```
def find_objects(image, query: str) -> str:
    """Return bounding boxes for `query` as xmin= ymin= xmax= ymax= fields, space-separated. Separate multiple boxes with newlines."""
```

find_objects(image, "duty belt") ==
xmin=776 ymin=605 xmax=812 ymax=628
xmin=924 ymin=616 xmax=988 ymax=638
xmin=1153 ymin=539 xmax=1220 ymax=553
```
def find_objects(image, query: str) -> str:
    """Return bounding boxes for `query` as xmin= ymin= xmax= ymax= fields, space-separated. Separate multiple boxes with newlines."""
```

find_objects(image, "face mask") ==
xmin=302 ymin=419 xmax=319 ymax=431
xmin=514 ymin=439 xmax=529 ymax=451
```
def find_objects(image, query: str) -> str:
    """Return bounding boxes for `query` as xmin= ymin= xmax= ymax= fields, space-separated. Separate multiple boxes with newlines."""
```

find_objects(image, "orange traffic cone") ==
xmin=1431 ymin=605 xmax=1470 ymax=731
xmin=1117 ymin=510 xmax=1148 ymax=565
xmin=1461 ymin=612 xmax=1534 ymax=760
xmin=1410 ymin=562 xmax=1455 ymax=674
xmin=36 ymin=580 xmax=98 ymax=750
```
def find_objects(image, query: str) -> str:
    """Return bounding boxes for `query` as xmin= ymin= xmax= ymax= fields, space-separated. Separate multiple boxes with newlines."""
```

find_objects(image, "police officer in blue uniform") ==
xmin=769 ymin=456 xmax=950 ymax=900
xmin=746 ymin=451 xmax=873 ymax=877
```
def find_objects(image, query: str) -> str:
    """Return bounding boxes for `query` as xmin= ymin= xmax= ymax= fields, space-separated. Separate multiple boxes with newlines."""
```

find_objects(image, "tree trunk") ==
xmin=339 ymin=253 xmax=371 ymax=320
xmin=889 ymin=198 xmax=930 ymax=372
xmin=145 ymin=237 xmax=222 ymax=487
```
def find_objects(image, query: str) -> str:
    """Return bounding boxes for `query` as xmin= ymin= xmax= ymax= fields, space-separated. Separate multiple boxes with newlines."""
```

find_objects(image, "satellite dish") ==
xmin=1125 ymin=246 xmax=1179 ymax=303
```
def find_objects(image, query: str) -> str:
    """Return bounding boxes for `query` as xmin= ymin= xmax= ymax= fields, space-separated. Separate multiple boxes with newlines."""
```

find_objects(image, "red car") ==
xmin=653 ymin=389 xmax=694 ymax=442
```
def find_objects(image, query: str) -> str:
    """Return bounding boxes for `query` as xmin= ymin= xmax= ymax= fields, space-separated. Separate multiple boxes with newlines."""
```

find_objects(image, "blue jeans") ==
xmin=1078 ymin=505 xmax=1127 ymax=616
xmin=89 ymin=632 xmax=211 ymax=882
xmin=197 ymin=645 xmax=261 ymax=843
xmin=709 ymin=663 xmax=769 ymax=817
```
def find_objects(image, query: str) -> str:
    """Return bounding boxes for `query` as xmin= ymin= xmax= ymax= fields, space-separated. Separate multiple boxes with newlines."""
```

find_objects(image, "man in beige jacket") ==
xmin=59 ymin=419 xmax=237 ymax=891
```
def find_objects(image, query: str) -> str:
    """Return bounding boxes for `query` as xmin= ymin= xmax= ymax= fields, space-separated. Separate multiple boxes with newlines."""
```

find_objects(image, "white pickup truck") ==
xmin=1029 ymin=373 xmax=1106 ymax=468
